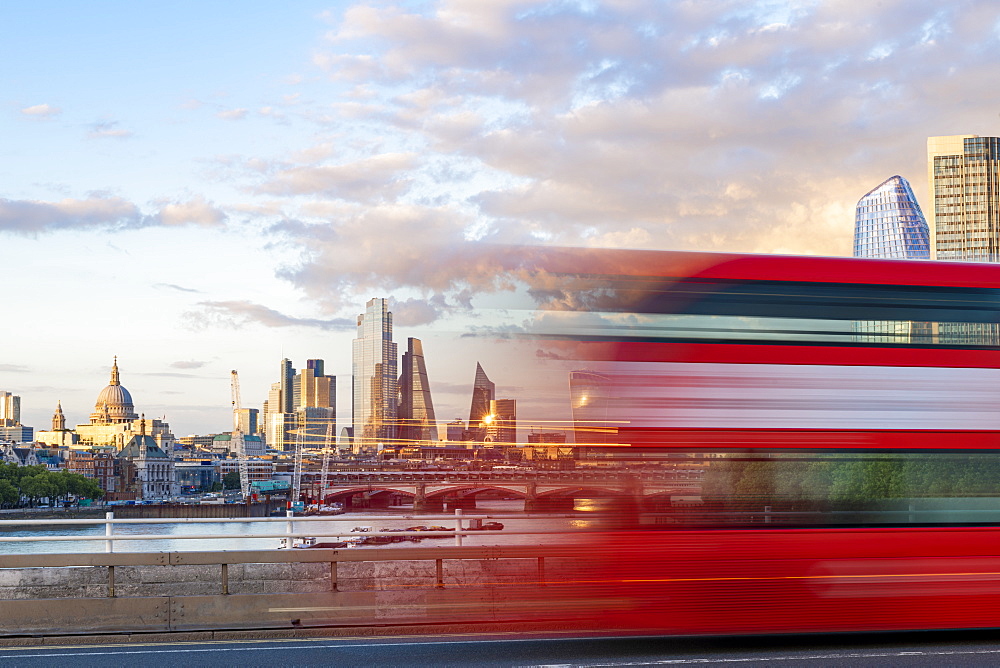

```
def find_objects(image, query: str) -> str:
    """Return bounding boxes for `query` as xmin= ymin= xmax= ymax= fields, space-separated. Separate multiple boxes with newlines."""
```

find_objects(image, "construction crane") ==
xmin=291 ymin=418 xmax=305 ymax=505
xmin=319 ymin=421 xmax=334 ymax=505
xmin=230 ymin=370 xmax=250 ymax=500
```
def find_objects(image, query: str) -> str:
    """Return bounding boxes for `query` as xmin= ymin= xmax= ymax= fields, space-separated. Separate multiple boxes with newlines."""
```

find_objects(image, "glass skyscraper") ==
xmin=467 ymin=362 xmax=495 ymax=441
xmin=0 ymin=391 xmax=20 ymax=427
xmin=928 ymin=135 xmax=1000 ymax=262
xmin=398 ymin=337 xmax=438 ymax=444
xmin=352 ymin=298 xmax=397 ymax=452
xmin=569 ymin=371 xmax=613 ymax=450
xmin=852 ymin=175 xmax=930 ymax=259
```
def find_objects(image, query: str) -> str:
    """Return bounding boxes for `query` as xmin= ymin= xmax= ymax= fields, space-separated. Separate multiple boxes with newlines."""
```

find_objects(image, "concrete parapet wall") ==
xmin=0 ymin=557 xmax=577 ymax=599
xmin=0 ymin=546 xmax=602 ymax=636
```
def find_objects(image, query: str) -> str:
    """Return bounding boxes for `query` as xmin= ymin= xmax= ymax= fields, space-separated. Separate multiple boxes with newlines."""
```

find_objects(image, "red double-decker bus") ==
xmin=510 ymin=247 xmax=1000 ymax=635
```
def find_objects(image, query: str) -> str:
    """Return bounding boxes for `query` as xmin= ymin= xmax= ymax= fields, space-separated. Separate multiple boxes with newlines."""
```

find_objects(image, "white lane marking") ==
xmin=0 ymin=636 xmax=597 ymax=659
xmin=549 ymin=647 xmax=1000 ymax=666
xmin=5 ymin=638 xmax=1000 ymax=664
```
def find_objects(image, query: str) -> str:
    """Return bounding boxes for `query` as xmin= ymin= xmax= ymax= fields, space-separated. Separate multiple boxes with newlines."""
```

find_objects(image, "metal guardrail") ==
xmin=316 ymin=470 xmax=703 ymax=482
xmin=0 ymin=509 xmax=584 ymax=551
xmin=0 ymin=510 xmax=594 ymax=601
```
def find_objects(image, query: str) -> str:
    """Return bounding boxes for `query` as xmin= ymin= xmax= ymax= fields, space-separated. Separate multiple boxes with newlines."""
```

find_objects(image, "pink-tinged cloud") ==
xmin=298 ymin=0 xmax=1000 ymax=265
xmin=255 ymin=152 xmax=418 ymax=202
xmin=21 ymin=103 xmax=61 ymax=117
xmin=0 ymin=196 xmax=143 ymax=234
xmin=149 ymin=196 xmax=227 ymax=227
xmin=0 ymin=195 xmax=227 ymax=235
xmin=186 ymin=300 xmax=355 ymax=331
xmin=269 ymin=201 xmax=550 ymax=314
xmin=217 ymin=108 xmax=249 ymax=120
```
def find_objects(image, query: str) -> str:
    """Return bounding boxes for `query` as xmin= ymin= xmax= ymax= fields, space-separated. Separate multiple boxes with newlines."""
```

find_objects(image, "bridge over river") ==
xmin=309 ymin=469 xmax=703 ymax=511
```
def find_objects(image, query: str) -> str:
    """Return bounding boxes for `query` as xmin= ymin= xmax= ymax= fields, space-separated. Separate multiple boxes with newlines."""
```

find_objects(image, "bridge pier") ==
xmin=413 ymin=484 xmax=444 ymax=512
xmin=413 ymin=497 xmax=444 ymax=512
xmin=445 ymin=496 xmax=476 ymax=511
xmin=524 ymin=482 xmax=540 ymax=512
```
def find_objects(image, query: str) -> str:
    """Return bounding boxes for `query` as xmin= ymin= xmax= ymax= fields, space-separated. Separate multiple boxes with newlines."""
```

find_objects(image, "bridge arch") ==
xmin=529 ymin=486 xmax=634 ymax=512
xmin=322 ymin=486 xmax=415 ymax=509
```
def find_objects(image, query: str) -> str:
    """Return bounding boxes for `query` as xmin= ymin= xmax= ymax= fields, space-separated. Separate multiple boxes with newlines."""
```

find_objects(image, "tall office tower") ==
xmin=292 ymin=360 xmax=336 ymax=449
xmin=295 ymin=406 xmax=336 ymax=450
xmin=467 ymin=362 xmax=496 ymax=441
xmin=262 ymin=382 xmax=282 ymax=445
xmin=352 ymin=298 xmax=398 ymax=452
xmin=853 ymin=175 xmax=930 ymax=259
xmin=338 ymin=426 xmax=354 ymax=453
xmin=398 ymin=337 xmax=438 ymax=444
xmin=279 ymin=358 xmax=295 ymax=413
xmin=0 ymin=391 xmax=20 ymax=427
xmin=235 ymin=408 xmax=258 ymax=435
xmin=485 ymin=398 xmax=516 ymax=445
xmin=926 ymin=135 xmax=1000 ymax=345
xmin=928 ymin=135 xmax=1000 ymax=262
xmin=569 ymin=370 xmax=615 ymax=458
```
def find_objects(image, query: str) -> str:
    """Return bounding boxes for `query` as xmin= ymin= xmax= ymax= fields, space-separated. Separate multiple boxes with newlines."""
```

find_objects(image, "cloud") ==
xmin=388 ymin=296 xmax=447 ymax=326
xmin=255 ymin=152 xmax=418 ymax=202
xmin=258 ymin=106 xmax=288 ymax=122
xmin=268 ymin=205 xmax=537 ymax=312
xmin=170 ymin=360 xmax=207 ymax=369
xmin=155 ymin=283 xmax=204 ymax=294
xmin=21 ymin=104 xmax=60 ymax=118
xmin=186 ymin=300 xmax=356 ymax=331
xmin=148 ymin=196 xmax=227 ymax=227
xmin=0 ymin=364 xmax=29 ymax=373
xmin=0 ymin=195 xmax=226 ymax=235
xmin=297 ymin=0 xmax=1000 ymax=266
xmin=217 ymin=108 xmax=249 ymax=120
xmin=0 ymin=196 xmax=144 ymax=235
xmin=88 ymin=120 xmax=133 ymax=139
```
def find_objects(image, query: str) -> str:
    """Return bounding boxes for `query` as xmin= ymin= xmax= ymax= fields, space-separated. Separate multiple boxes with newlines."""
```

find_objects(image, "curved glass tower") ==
xmin=853 ymin=175 xmax=930 ymax=259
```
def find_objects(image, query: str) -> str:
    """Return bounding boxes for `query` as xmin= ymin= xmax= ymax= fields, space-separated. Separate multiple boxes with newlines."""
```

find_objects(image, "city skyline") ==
xmin=5 ymin=2 xmax=1000 ymax=434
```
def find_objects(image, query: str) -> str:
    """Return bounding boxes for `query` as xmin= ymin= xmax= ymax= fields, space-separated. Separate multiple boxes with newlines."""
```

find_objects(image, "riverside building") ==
xmin=928 ymin=135 xmax=1000 ymax=261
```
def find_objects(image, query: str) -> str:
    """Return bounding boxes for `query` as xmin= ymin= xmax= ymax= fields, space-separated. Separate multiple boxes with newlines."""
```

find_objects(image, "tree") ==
xmin=0 ymin=479 xmax=18 ymax=507
xmin=222 ymin=472 xmax=242 ymax=490
xmin=19 ymin=474 xmax=56 ymax=506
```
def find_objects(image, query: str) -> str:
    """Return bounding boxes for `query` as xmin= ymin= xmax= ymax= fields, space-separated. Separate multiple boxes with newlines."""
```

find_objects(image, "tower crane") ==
xmin=291 ymin=418 xmax=305 ymax=505
xmin=230 ymin=370 xmax=250 ymax=500
xmin=319 ymin=421 xmax=333 ymax=505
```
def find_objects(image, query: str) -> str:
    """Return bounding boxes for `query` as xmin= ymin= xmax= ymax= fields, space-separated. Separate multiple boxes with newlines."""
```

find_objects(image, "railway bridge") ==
xmin=310 ymin=470 xmax=702 ymax=511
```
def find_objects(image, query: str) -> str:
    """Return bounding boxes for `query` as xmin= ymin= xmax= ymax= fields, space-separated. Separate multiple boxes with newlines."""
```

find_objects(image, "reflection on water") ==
xmin=0 ymin=501 xmax=594 ymax=554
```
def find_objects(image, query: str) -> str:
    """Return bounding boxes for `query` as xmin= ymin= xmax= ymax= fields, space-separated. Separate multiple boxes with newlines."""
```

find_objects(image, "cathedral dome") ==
xmin=90 ymin=357 xmax=139 ymax=424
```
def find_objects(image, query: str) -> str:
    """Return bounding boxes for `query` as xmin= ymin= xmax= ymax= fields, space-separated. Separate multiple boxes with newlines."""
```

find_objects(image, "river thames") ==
xmin=0 ymin=500 xmax=602 ymax=554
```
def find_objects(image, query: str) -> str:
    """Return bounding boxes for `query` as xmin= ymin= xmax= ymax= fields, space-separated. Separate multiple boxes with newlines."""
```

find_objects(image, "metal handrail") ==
xmin=0 ymin=512 xmax=576 ymax=526
xmin=0 ymin=510 xmax=592 ymax=551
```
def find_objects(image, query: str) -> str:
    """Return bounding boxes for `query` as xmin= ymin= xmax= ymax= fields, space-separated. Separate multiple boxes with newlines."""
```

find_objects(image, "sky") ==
xmin=4 ymin=0 xmax=1000 ymax=437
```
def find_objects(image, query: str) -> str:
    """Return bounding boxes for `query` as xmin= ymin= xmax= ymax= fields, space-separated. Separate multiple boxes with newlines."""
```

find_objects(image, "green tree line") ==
xmin=0 ymin=463 xmax=103 ymax=508
xmin=702 ymin=455 xmax=1000 ymax=511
